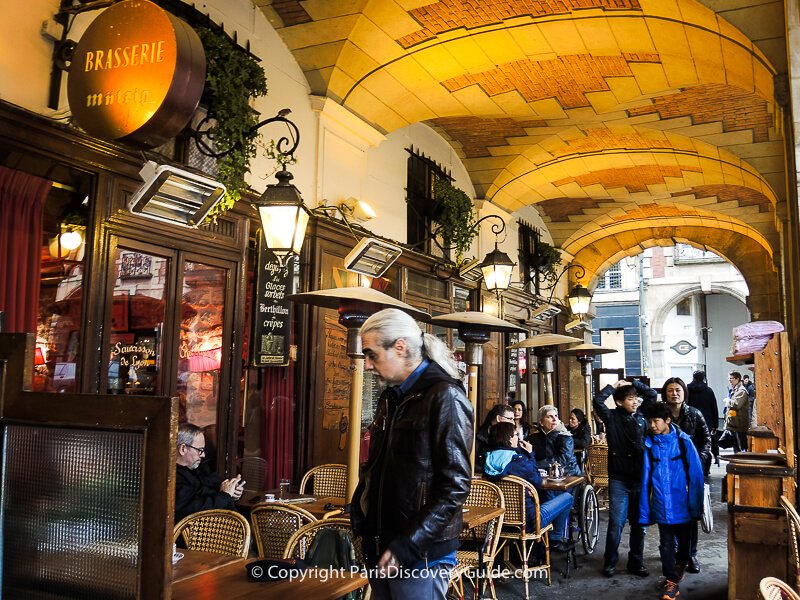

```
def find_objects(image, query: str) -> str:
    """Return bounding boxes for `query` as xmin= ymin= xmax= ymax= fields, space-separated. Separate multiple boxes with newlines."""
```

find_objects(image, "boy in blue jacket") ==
xmin=483 ymin=421 xmax=573 ymax=550
xmin=640 ymin=402 xmax=704 ymax=600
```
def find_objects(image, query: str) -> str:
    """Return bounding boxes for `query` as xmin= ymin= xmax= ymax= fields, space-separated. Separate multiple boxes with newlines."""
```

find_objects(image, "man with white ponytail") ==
xmin=351 ymin=308 xmax=473 ymax=599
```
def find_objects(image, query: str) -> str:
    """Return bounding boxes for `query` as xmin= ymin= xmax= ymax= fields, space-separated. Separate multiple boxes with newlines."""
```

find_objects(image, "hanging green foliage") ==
xmin=532 ymin=240 xmax=562 ymax=282
xmin=433 ymin=178 xmax=476 ymax=266
xmin=197 ymin=27 xmax=268 ymax=220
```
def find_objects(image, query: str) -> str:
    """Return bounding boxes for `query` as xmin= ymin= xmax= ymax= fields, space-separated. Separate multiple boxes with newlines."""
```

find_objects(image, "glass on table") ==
xmin=279 ymin=478 xmax=291 ymax=500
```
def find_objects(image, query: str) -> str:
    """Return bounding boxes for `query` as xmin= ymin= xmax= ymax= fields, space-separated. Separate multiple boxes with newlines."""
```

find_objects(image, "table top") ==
xmin=541 ymin=474 xmax=585 ymax=491
xmin=239 ymin=492 xmax=347 ymax=520
xmin=172 ymin=549 xmax=242 ymax=583
xmin=171 ymin=557 xmax=369 ymax=600
xmin=462 ymin=505 xmax=504 ymax=530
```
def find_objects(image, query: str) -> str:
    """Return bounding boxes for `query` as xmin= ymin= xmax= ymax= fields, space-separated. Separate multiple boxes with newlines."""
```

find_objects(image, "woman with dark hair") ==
xmin=567 ymin=408 xmax=593 ymax=452
xmin=511 ymin=399 xmax=531 ymax=441
xmin=483 ymin=421 xmax=573 ymax=551
xmin=661 ymin=376 xmax=711 ymax=575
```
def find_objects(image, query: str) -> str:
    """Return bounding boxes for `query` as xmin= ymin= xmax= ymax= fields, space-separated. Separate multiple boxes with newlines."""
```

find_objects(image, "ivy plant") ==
xmin=532 ymin=240 xmax=562 ymax=282
xmin=196 ymin=27 xmax=268 ymax=221
xmin=433 ymin=178 xmax=476 ymax=267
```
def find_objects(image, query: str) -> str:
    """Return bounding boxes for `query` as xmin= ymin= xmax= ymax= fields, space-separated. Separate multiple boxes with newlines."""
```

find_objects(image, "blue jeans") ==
xmin=538 ymin=490 xmax=574 ymax=542
xmin=658 ymin=522 xmax=691 ymax=582
xmin=369 ymin=564 xmax=450 ymax=600
xmin=604 ymin=478 xmax=647 ymax=570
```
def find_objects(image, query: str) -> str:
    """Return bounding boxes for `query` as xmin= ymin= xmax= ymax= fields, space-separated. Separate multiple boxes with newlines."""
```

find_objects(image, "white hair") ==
xmin=360 ymin=308 xmax=459 ymax=378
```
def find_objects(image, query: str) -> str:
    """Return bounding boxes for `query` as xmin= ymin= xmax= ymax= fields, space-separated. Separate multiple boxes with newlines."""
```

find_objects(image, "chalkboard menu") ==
xmin=251 ymin=238 xmax=293 ymax=366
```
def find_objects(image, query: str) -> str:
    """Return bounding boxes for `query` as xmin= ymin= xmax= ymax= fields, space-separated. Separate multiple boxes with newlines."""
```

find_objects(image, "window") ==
xmin=597 ymin=263 xmax=622 ymax=290
xmin=676 ymin=297 xmax=692 ymax=316
xmin=517 ymin=220 xmax=541 ymax=293
xmin=406 ymin=147 xmax=449 ymax=257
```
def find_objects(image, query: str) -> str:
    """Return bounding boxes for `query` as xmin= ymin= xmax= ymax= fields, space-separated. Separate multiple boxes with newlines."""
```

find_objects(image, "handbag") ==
xmin=701 ymin=482 xmax=713 ymax=533
xmin=717 ymin=429 xmax=735 ymax=449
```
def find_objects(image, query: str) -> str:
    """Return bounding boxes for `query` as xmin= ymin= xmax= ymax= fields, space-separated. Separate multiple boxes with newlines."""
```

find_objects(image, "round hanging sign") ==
xmin=67 ymin=0 xmax=206 ymax=148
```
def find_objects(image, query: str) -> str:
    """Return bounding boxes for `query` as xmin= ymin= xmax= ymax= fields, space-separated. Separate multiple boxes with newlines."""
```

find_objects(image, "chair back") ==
xmin=282 ymin=517 xmax=363 ymax=564
xmin=251 ymin=502 xmax=316 ymax=559
xmin=496 ymin=475 xmax=541 ymax=533
xmin=173 ymin=509 xmax=251 ymax=558
xmin=299 ymin=464 xmax=347 ymax=497
xmin=236 ymin=456 xmax=269 ymax=491
xmin=780 ymin=496 xmax=800 ymax=593
xmin=758 ymin=576 xmax=800 ymax=600
xmin=584 ymin=442 xmax=609 ymax=488
xmin=462 ymin=479 xmax=505 ymax=541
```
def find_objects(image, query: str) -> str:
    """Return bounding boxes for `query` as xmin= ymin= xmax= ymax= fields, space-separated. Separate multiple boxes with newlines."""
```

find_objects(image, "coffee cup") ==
xmin=264 ymin=493 xmax=276 ymax=502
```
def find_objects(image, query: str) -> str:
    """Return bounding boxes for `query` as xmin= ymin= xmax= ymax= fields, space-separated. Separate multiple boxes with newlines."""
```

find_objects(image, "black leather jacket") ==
xmin=675 ymin=404 xmax=712 ymax=464
xmin=593 ymin=380 xmax=657 ymax=483
xmin=351 ymin=361 xmax=473 ymax=567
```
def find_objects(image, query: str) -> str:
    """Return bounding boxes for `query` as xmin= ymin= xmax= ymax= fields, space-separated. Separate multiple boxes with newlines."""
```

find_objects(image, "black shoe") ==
xmin=551 ymin=540 xmax=571 ymax=553
xmin=602 ymin=565 xmax=616 ymax=577
xmin=687 ymin=556 xmax=700 ymax=573
xmin=627 ymin=565 xmax=649 ymax=577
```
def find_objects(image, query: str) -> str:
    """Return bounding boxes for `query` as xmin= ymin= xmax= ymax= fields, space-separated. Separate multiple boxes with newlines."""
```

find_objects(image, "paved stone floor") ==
xmin=484 ymin=460 xmax=731 ymax=599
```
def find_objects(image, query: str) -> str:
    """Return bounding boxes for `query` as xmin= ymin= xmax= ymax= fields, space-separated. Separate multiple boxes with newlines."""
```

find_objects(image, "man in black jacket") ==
xmin=174 ymin=423 xmax=243 ymax=522
xmin=688 ymin=371 xmax=720 ymax=470
xmin=352 ymin=308 xmax=473 ymax=600
xmin=593 ymin=379 xmax=657 ymax=579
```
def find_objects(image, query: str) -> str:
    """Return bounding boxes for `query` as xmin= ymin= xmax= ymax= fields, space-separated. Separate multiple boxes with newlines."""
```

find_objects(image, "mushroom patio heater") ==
xmin=559 ymin=343 xmax=617 ymax=433
xmin=287 ymin=287 xmax=429 ymax=501
xmin=507 ymin=333 xmax=582 ymax=405
xmin=431 ymin=311 xmax=524 ymax=469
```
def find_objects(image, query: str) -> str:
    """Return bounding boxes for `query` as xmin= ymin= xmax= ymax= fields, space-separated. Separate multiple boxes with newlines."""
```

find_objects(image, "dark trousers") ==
xmin=604 ymin=479 xmax=646 ymax=570
xmin=689 ymin=519 xmax=698 ymax=556
xmin=658 ymin=522 xmax=692 ymax=583
xmin=732 ymin=431 xmax=747 ymax=453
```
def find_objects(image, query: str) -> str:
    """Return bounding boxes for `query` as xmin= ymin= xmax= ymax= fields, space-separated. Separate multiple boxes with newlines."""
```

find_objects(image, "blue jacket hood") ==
xmin=484 ymin=448 xmax=517 ymax=477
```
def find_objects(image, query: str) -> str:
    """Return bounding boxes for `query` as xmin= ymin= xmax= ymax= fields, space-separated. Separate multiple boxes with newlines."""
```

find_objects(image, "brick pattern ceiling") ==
xmin=261 ymin=0 xmax=785 ymax=291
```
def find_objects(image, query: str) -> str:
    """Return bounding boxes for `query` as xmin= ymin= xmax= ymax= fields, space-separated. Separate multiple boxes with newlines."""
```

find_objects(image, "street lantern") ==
xmin=479 ymin=244 xmax=515 ymax=293
xmin=254 ymin=169 xmax=310 ymax=266
xmin=568 ymin=283 xmax=592 ymax=316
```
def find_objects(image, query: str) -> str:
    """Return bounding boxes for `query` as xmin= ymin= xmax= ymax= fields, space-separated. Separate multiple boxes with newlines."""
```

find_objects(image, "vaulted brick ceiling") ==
xmin=260 ymin=0 xmax=786 ymax=313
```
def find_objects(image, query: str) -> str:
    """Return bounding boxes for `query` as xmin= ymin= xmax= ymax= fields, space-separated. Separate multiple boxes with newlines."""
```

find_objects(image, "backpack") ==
xmin=306 ymin=528 xmax=361 ymax=600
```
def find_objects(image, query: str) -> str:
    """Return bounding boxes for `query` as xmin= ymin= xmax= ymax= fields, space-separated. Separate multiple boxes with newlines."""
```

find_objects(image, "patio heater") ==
xmin=559 ymin=343 xmax=617 ymax=433
xmin=286 ymin=287 xmax=429 ymax=501
xmin=507 ymin=334 xmax=581 ymax=405
xmin=431 ymin=311 xmax=524 ymax=469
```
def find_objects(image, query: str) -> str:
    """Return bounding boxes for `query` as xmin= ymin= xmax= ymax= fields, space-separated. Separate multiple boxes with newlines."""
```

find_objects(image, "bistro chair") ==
xmin=495 ymin=475 xmax=552 ymax=600
xmin=780 ymin=496 xmax=800 ymax=592
xmin=250 ymin=502 xmax=317 ymax=559
xmin=236 ymin=456 xmax=269 ymax=491
xmin=173 ymin=509 xmax=251 ymax=559
xmin=450 ymin=479 xmax=505 ymax=600
xmin=584 ymin=442 xmax=609 ymax=506
xmin=758 ymin=576 xmax=800 ymax=600
xmin=299 ymin=463 xmax=347 ymax=498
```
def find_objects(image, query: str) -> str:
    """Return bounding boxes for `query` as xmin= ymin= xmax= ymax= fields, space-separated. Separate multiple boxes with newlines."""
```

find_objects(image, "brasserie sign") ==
xmin=251 ymin=238 xmax=293 ymax=366
xmin=67 ymin=0 xmax=206 ymax=148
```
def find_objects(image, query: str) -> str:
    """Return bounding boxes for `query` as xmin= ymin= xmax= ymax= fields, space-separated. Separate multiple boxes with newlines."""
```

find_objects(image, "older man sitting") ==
xmin=175 ymin=423 xmax=244 ymax=522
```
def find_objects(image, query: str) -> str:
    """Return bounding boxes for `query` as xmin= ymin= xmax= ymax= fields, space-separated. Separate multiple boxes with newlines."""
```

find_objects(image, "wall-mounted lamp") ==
xmin=568 ymin=283 xmax=592 ymax=316
xmin=128 ymin=161 xmax=226 ymax=227
xmin=344 ymin=237 xmax=403 ymax=277
xmin=339 ymin=197 xmax=376 ymax=223
xmin=474 ymin=214 xmax=515 ymax=294
xmin=254 ymin=169 xmax=310 ymax=266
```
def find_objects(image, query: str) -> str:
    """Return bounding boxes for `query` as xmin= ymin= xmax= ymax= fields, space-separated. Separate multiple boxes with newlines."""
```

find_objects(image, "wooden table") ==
xmin=541 ymin=474 xmax=585 ymax=492
xmin=238 ymin=491 xmax=347 ymax=520
xmin=462 ymin=505 xmax=505 ymax=600
xmin=172 ymin=549 xmax=242 ymax=583
xmin=171 ymin=557 xmax=369 ymax=600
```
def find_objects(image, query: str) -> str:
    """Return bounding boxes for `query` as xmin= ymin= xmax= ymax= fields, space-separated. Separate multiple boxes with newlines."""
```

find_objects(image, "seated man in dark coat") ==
xmin=175 ymin=422 xmax=243 ymax=522
xmin=528 ymin=404 xmax=580 ymax=477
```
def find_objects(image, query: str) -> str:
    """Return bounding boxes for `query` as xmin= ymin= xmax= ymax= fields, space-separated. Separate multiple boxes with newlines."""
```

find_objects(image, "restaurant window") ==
xmin=517 ymin=220 xmax=541 ymax=294
xmin=406 ymin=147 xmax=449 ymax=259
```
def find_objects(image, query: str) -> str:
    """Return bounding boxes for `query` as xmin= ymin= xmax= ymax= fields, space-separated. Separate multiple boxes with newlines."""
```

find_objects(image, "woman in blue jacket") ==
xmin=639 ymin=402 xmax=704 ymax=600
xmin=483 ymin=421 xmax=573 ymax=550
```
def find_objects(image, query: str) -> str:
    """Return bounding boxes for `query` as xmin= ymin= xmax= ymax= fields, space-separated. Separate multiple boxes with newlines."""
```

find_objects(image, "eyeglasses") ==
xmin=500 ymin=415 xmax=514 ymax=422
xmin=185 ymin=444 xmax=206 ymax=455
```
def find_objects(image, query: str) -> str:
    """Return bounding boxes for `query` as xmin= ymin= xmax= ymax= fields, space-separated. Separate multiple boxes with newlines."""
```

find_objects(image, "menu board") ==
xmin=322 ymin=315 xmax=350 ymax=429
xmin=251 ymin=238 xmax=293 ymax=366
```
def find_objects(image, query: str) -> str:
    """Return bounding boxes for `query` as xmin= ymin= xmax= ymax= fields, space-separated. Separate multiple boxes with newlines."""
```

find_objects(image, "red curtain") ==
xmin=0 ymin=166 xmax=51 ymax=332
xmin=260 ymin=363 xmax=294 ymax=489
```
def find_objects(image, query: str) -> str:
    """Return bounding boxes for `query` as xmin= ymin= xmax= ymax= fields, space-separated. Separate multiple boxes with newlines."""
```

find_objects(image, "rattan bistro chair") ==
xmin=495 ymin=475 xmax=552 ymax=600
xmin=299 ymin=463 xmax=347 ymax=498
xmin=173 ymin=509 xmax=251 ymax=558
xmin=282 ymin=517 xmax=363 ymax=562
xmin=758 ymin=577 xmax=800 ymax=600
xmin=450 ymin=479 xmax=505 ymax=600
xmin=780 ymin=496 xmax=800 ymax=593
xmin=584 ymin=442 xmax=609 ymax=506
xmin=251 ymin=502 xmax=317 ymax=559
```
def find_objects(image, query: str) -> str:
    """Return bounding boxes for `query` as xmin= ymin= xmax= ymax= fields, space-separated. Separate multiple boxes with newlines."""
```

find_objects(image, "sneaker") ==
xmin=661 ymin=580 xmax=680 ymax=599
xmin=602 ymin=565 xmax=616 ymax=577
xmin=687 ymin=556 xmax=700 ymax=573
